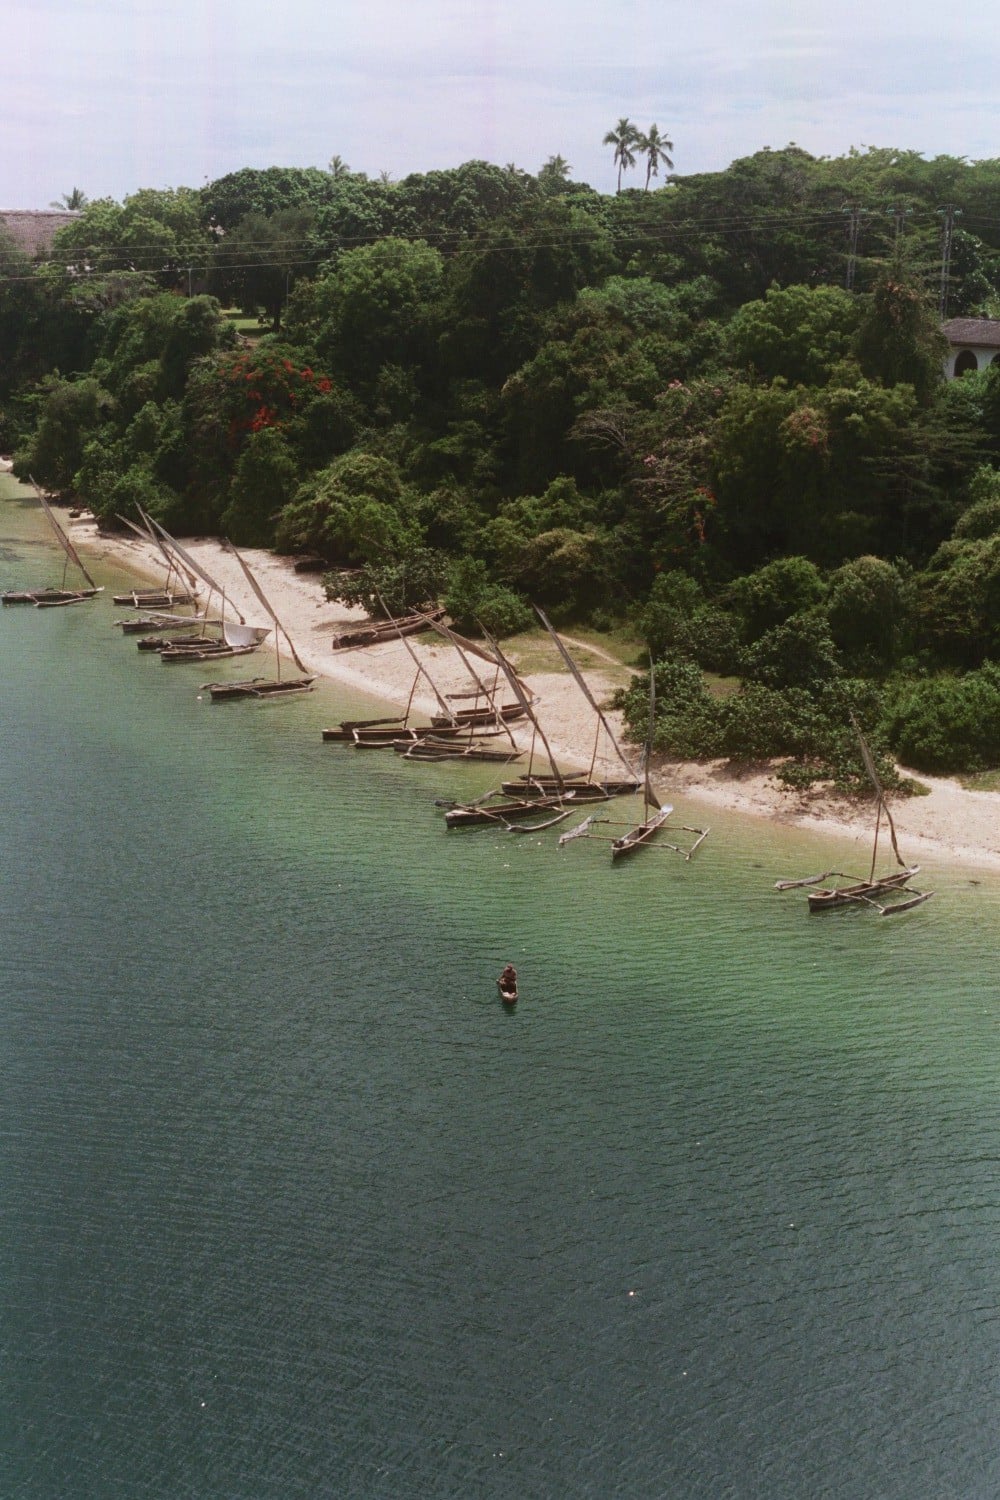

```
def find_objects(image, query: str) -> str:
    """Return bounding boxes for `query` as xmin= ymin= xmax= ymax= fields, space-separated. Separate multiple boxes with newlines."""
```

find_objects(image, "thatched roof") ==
xmin=0 ymin=210 xmax=79 ymax=257
xmin=941 ymin=317 xmax=1000 ymax=349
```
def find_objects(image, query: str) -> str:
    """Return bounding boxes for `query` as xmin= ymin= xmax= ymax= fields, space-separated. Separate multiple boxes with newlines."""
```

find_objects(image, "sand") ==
xmin=56 ymin=507 xmax=1000 ymax=876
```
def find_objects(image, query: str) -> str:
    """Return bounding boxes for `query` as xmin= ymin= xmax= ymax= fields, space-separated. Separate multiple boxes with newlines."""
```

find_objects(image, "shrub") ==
xmin=719 ymin=685 xmax=822 ymax=760
xmin=443 ymin=557 xmax=532 ymax=638
xmin=727 ymin=555 xmax=826 ymax=642
xmin=323 ymin=548 xmax=448 ymax=617
xmin=674 ymin=606 xmax=743 ymax=674
xmin=885 ymin=665 xmax=1000 ymax=772
xmin=739 ymin=614 xmax=841 ymax=690
xmin=612 ymin=657 xmax=724 ymax=758
xmin=825 ymin=555 xmax=910 ymax=666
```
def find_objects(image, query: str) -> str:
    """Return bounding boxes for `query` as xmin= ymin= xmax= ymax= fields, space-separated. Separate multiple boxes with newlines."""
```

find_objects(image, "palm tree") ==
xmin=602 ymin=119 xmax=640 ymax=193
xmin=49 ymin=187 xmax=88 ymax=211
xmin=538 ymin=155 xmax=572 ymax=193
xmin=638 ymin=124 xmax=674 ymax=189
xmin=328 ymin=155 xmax=351 ymax=179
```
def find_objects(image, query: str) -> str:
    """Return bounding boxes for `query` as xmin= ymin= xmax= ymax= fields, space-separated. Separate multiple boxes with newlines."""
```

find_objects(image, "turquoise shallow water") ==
xmin=2 ymin=482 xmax=1000 ymax=1498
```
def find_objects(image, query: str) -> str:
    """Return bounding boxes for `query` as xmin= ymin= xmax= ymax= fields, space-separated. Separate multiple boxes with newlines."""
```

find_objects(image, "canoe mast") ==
xmin=533 ymin=604 xmax=639 ymax=785
xmin=227 ymin=542 xmax=311 ymax=680
xmin=32 ymin=479 xmax=99 ymax=592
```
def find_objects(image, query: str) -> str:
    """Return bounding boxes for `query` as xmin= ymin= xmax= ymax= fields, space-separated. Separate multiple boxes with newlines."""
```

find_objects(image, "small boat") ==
xmin=113 ymin=512 xmax=203 ymax=609
xmin=322 ymin=715 xmax=412 ymax=742
xmin=775 ymin=714 xmax=933 ymax=915
xmin=445 ymin=791 xmax=575 ymax=829
xmin=804 ymin=867 xmax=925 ymax=913
xmin=2 ymin=481 xmax=104 ymax=607
xmin=205 ymin=675 xmax=316 ymax=701
xmin=117 ymin=612 xmax=220 ymax=635
xmin=159 ymin=615 xmax=269 ymax=663
xmin=497 ymin=968 xmax=518 ymax=1004
xmin=396 ymin=735 xmax=521 ymax=763
xmin=140 ymin=512 xmax=258 ymax=651
xmin=557 ymin=659 xmax=708 ymax=860
xmin=330 ymin=608 xmax=444 ymax=650
xmin=200 ymin=545 xmax=315 ymax=703
xmin=612 ymin=665 xmax=671 ymax=859
xmin=4 ymin=586 xmax=101 ymax=607
xmin=112 ymin=588 xmax=197 ymax=608
xmin=500 ymin=773 xmax=640 ymax=798
xmin=138 ymin=631 xmax=221 ymax=652
xmin=326 ymin=722 xmax=484 ymax=747
xmin=612 ymin=803 xmax=674 ymax=858
xmin=430 ymin=700 xmax=528 ymax=728
xmin=532 ymin=606 xmax=645 ymax=801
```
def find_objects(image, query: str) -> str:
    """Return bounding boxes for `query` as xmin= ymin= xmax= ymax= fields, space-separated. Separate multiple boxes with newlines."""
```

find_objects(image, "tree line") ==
xmin=6 ymin=142 xmax=1000 ymax=777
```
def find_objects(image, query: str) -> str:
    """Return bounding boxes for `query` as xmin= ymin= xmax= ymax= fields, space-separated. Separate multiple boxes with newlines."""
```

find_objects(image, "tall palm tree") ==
xmin=49 ymin=187 xmax=88 ymax=211
xmin=538 ymin=155 xmax=572 ymax=193
xmin=541 ymin=154 xmax=571 ymax=180
xmin=603 ymin=118 xmax=640 ymax=193
xmin=328 ymin=155 xmax=351 ymax=179
xmin=638 ymin=124 xmax=674 ymax=189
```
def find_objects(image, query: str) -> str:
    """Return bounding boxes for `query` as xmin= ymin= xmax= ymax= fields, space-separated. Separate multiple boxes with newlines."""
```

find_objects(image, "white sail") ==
xmin=222 ymin=621 xmax=269 ymax=649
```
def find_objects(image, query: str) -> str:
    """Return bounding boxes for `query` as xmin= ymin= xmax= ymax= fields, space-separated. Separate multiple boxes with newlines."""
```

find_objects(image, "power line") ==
xmin=0 ymin=200 xmax=976 ymax=288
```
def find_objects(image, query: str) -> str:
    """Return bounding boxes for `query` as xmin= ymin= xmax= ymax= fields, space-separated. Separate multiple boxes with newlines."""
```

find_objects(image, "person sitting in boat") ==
xmin=499 ymin=963 xmax=517 ymax=989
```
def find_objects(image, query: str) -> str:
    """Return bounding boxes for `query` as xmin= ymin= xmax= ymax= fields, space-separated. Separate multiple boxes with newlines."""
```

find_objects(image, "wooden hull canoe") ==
xmin=330 ymin=607 xmax=444 ymax=650
xmin=610 ymin=804 xmax=675 ymax=859
xmin=806 ymin=867 xmax=928 ymax=913
xmin=500 ymin=774 xmax=641 ymax=798
xmin=138 ymin=633 xmax=220 ymax=652
xmin=325 ymin=722 xmax=504 ymax=747
xmin=3 ymin=587 xmax=101 ymax=606
xmin=204 ymin=676 xmax=316 ymax=701
xmin=160 ymin=643 xmax=260 ymax=664
xmin=398 ymin=741 xmax=522 ymax=763
xmin=118 ymin=614 xmax=218 ymax=635
xmin=445 ymin=786 xmax=609 ymax=829
xmin=430 ymin=701 xmax=528 ymax=728
xmin=113 ymin=590 xmax=197 ymax=608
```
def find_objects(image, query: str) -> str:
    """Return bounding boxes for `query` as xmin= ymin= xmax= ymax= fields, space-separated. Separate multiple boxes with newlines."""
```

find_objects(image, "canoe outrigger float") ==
xmin=775 ymin=714 xmax=933 ymax=915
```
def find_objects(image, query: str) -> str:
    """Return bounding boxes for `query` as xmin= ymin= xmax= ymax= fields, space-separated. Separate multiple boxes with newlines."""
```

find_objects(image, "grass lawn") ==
xmin=221 ymin=308 xmax=267 ymax=335
xmin=957 ymin=769 xmax=1000 ymax=791
xmin=501 ymin=624 xmax=643 ymax=683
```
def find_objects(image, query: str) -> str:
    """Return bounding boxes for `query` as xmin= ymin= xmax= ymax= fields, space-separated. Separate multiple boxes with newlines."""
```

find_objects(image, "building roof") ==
xmin=941 ymin=317 xmax=1000 ymax=349
xmin=0 ymin=209 xmax=79 ymax=257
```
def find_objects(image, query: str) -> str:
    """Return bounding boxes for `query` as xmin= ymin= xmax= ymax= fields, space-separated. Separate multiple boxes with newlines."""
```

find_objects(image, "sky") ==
xmin=5 ymin=0 xmax=1000 ymax=207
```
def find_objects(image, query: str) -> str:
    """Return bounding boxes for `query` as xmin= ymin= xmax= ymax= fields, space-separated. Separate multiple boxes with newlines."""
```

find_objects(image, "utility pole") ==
xmin=843 ymin=203 xmax=862 ymax=291
xmin=887 ymin=202 xmax=911 ymax=248
xmin=938 ymin=205 xmax=961 ymax=317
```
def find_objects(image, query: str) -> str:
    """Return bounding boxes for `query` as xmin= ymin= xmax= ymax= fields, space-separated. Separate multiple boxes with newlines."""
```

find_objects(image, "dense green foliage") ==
xmin=7 ymin=143 xmax=1000 ymax=774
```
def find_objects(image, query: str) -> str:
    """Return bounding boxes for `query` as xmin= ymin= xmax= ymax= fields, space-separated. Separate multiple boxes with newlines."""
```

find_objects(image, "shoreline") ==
xmin=7 ymin=469 xmax=1000 ymax=877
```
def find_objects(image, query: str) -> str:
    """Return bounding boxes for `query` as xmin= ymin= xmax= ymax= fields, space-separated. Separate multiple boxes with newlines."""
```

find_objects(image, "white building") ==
xmin=941 ymin=317 xmax=1000 ymax=378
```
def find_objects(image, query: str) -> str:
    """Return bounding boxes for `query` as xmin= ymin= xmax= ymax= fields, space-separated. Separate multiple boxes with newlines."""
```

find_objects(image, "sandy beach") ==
xmin=48 ymin=504 xmax=1000 ymax=877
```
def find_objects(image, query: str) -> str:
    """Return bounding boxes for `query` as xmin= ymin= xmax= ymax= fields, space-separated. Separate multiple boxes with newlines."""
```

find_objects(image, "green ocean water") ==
xmin=2 ymin=479 xmax=1000 ymax=1498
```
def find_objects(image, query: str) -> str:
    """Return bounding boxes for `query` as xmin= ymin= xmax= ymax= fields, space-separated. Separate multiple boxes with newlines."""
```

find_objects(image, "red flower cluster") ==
xmin=218 ymin=351 xmax=335 ymax=442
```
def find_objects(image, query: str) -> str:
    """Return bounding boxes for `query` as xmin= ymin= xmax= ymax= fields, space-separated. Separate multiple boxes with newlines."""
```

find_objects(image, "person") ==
xmin=499 ymin=962 xmax=517 ymax=990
